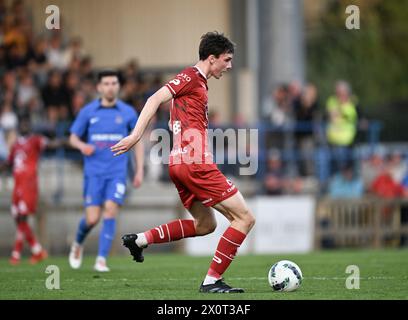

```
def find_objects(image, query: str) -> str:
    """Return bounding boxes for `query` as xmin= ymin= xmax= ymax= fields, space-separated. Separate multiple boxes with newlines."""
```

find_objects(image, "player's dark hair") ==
xmin=199 ymin=31 xmax=235 ymax=60
xmin=97 ymin=70 xmax=120 ymax=82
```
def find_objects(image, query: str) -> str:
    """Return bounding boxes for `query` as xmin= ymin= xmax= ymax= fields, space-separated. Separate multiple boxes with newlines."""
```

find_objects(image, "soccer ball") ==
xmin=268 ymin=260 xmax=303 ymax=292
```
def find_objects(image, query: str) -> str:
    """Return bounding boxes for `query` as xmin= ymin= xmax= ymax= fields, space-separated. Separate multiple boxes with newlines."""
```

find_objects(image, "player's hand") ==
xmin=81 ymin=144 xmax=95 ymax=156
xmin=132 ymin=171 xmax=144 ymax=188
xmin=111 ymin=135 xmax=138 ymax=156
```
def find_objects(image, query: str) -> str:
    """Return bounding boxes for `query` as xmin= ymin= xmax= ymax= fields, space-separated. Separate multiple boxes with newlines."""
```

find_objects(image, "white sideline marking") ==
xmin=14 ymin=276 xmax=397 ymax=282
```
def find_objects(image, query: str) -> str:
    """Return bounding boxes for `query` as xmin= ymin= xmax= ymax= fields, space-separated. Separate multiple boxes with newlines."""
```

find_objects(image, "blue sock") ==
xmin=75 ymin=217 xmax=93 ymax=244
xmin=98 ymin=218 xmax=116 ymax=258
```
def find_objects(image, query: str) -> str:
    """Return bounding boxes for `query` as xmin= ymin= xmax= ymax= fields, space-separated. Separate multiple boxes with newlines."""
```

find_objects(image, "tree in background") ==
xmin=306 ymin=0 xmax=408 ymax=141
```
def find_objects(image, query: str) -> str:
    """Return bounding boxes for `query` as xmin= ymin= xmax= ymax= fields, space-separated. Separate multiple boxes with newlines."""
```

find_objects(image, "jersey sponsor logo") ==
xmin=115 ymin=116 xmax=123 ymax=124
xmin=90 ymin=134 xmax=124 ymax=141
xmin=90 ymin=117 xmax=99 ymax=124
xmin=170 ymin=146 xmax=188 ymax=157
xmin=177 ymin=73 xmax=191 ymax=82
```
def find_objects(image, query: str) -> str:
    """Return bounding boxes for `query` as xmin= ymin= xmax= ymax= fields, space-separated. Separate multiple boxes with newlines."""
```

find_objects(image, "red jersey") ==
xmin=8 ymin=135 xmax=47 ymax=185
xmin=165 ymin=66 xmax=212 ymax=165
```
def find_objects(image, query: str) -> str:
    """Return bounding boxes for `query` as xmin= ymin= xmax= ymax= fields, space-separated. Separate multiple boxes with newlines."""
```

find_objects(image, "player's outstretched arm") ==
xmin=132 ymin=140 xmax=144 ymax=188
xmin=0 ymin=161 xmax=11 ymax=172
xmin=111 ymin=86 xmax=172 ymax=156
xmin=69 ymin=133 xmax=95 ymax=156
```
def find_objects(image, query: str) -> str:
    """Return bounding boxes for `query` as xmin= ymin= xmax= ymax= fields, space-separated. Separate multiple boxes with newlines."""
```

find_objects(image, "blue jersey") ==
xmin=70 ymin=99 xmax=138 ymax=179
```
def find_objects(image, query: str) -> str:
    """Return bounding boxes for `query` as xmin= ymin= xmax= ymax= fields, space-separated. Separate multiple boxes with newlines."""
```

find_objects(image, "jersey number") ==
xmin=172 ymin=121 xmax=181 ymax=134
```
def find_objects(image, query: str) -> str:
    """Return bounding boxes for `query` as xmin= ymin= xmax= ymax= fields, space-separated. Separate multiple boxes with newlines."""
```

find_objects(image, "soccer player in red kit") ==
xmin=7 ymin=116 xmax=48 ymax=265
xmin=111 ymin=32 xmax=255 ymax=293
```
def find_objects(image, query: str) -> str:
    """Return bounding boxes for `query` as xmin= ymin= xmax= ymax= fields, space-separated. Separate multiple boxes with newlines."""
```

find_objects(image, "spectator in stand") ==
xmin=294 ymin=83 xmax=319 ymax=177
xmin=28 ymin=36 xmax=50 ymax=87
xmin=16 ymin=70 xmax=40 ymax=114
xmin=46 ymin=33 xmax=67 ymax=70
xmin=263 ymin=149 xmax=286 ymax=196
xmin=63 ymin=70 xmax=81 ymax=120
xmin=41 ymin=69 xmax=69 ymax=127
xmin=0 ymin=102 xmax=18 ymax=159
xmin=325 ymin=80 xmax=358 ymax=175
xmin=388 ymin=151 xmax=407 ymax=184
xmin=370 ymin=160 xmax=403 ymax=199
xmin=361 ymin=149 xmax=385 ymax=192
xmin=328 ymin=162 xmax=364 ymax=198
xmin=79 ymin=56 xmax=94 ymax=81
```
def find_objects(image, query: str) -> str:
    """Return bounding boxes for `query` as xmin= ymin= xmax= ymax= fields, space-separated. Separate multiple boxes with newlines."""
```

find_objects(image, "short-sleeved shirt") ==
xmin=8 ymin=135 xmax=47 ymax=186
xmin=165 ymin=66 xmax=211 ymax=165
xmin=70 ymin=99 xmax=138 ymax=179
xmin=165 ymin=66 xmax=239 ymax=209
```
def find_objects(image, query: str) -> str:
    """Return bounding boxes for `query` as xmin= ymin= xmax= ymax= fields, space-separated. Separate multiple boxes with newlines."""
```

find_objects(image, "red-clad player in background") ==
xmin=5 ymin=116 xmax=49 ymax=265
xmin=111 ymin=32 xmax=256 ymax=293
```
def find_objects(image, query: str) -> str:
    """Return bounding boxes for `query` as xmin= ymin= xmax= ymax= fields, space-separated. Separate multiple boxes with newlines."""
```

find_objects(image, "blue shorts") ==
xmin=83 ymin=176 xmax=127 ymax=207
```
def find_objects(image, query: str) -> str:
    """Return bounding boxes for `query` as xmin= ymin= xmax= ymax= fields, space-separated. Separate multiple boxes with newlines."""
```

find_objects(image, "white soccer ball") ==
xmin=268 ymin=260 xmax=303 ymax=292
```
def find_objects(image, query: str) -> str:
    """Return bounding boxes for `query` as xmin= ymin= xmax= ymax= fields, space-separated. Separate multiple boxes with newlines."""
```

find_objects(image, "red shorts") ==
xmin=169 ymin=163 xmax=238 ymax=210
xmin=11 ymin=184 xmax=38 ymax=217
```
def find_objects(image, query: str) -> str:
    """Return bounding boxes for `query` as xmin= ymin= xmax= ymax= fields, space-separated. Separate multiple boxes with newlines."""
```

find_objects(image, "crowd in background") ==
xmin=0 ymin=0 xmax=164 ymax=158
xmin=1 ymin=0 xmax=408 ymax=201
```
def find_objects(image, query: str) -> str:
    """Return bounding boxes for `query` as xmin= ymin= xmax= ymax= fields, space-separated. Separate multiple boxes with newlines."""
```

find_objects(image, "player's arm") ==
xmin=69 ymin=133 xmax=95 ymax=156
xmin=111 ymin=86 xmax=172 ymax=156
xmin=132 ymin=139 xmax=144 ymax=188
xmin=46 ymin=137 xmax=69 ymax=149
xmin=0 ymin=161 xmax=11 ymax=172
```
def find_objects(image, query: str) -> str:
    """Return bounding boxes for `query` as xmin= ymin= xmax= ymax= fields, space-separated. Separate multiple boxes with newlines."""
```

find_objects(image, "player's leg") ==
xmin=122 ymin=201 xmax=216 ymax=264
xmin=121 ymin=162 xmax=219 ymax=263
xmin=69 ymin=205 xmax=101 ymax=269
xmin=94 ymin=177 xmax=127 ymax=271
xmin=69 ymin=176 xmax=103 ymax=269
xmin=94 ymin=200 xmax=120 ymax=272
xmin=10 ymin=192 xmax=23 ymax=264
xmin=15 ymin=188 xmax=48 ymax=264
xmin=188 ymin=201 xmax=217 ymax=235
xmin=200 ymin=192 xmax=255 ymax=293
xmin=122 ymin=202 xmax=212 ymax=263
xmin=138 ymin=201 xmax=216 ymax=245
xmin=10 ymin=221 xmax=24 ymax=265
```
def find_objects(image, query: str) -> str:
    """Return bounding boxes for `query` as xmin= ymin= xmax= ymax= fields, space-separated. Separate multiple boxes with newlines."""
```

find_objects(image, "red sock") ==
xmin=207 ymin=227 xmax=246 ymax=279
xmin=19 ymin=221 xmax=38 ymax=247
xmin=145 ymin=219 xmax=196 ymax=244
xmin=12 ymin=224 xmax=25 ymax=257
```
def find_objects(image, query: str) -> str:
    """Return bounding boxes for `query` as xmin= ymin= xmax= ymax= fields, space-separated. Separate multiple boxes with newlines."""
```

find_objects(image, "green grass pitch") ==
xmin=0 ymin=249 xmax=407 ymax=300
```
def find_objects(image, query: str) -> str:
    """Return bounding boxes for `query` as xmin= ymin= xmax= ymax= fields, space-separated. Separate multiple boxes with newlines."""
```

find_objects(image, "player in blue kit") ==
xmin=68 ymin=70 xmax=144 ymax=272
